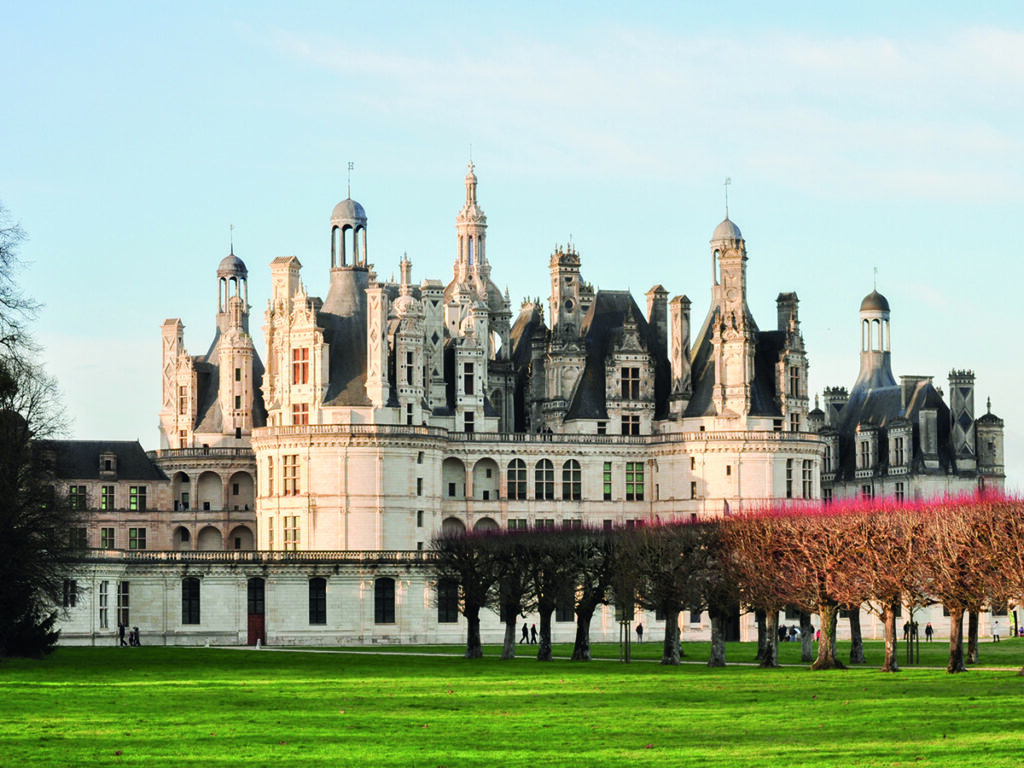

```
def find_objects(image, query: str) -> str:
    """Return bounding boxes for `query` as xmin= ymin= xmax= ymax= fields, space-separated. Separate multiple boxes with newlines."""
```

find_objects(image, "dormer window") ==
xmin=621 ymin=367 xmax=640 ymax=399
xmin=100 ymin=452 xmax=117 ymax=475
xmin=464 ymin=363 xmax=475 ymax=396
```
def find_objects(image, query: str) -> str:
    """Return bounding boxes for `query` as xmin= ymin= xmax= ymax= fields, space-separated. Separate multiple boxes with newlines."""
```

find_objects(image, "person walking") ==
xmin=636 ymin=623 xmax=644 ymax=644
xmin=530 ymin=624 xmax=538 ymax=644
xmin=118 ymin=622 xmax=127 ymax=647
xmin=520 ymin=622 xmax=529 ymax=644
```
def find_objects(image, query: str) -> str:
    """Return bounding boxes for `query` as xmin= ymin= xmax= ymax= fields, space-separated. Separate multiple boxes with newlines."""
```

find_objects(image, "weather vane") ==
xmin=724 ymin=177 xmax=732 ymax=218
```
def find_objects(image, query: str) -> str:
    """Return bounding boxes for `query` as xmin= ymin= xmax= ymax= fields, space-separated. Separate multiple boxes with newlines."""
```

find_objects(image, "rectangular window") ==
xmin=597 ymin=421 xmax=607 ymax=435
xmin=823 ymin=488 xmax=833 ymax=504
xmin=535 ymin=461 xmax=554 ymax=500
xmin=101 ymin=485 xmax=115 ymax=510
xmin=292 ymin=403 xmax=309 ymax=425
xmin=70 ymin=527 xmax=87 ymax=549
xmin=234 ymin=395 xmax=241 ymax=410
xmin=464 ymin=411 xmax=474 ymax=433
xmin=625 ymin=462 xmax=644 ymax=501
xmin=507 ymin=461 xmax=526 ymax=501
xmin=69 ymin=485 xmax=87 ymax=511
xmin=232 ymin=483 xmax=240 ymax=496
xmin=437 ymin=579 xmax=459 ymax=623
xmin=690 ymin=481 xmax=698 ymax=499
xmin=117 ymin=581 xmax=130 ymax=627
xmin=464 ymin=363 xmax=475 ymax=395
xmin=178 ymin=385 xmax=188 ymax=415
xmin=603 ymin=462 xmax=612 ymax=501
xmin=561 ymin=461 xmax=581 ymax=501
xmin=267 ymin=457 xmax=274 ymax=495
xmin=284 ymin=516 xmax=299 ymax=550
xmin=283 ymin=455 xmax=299 ymax=495
xmin=375 ymin=578 xmax=396 ymax=624
xmin=98 ymin=580 xmax=109 ymax=629
xmin=802 ymin=460 xmax=813 ymax=499
xmin=267 ymin=517 xmax=275 ymax=550
xmin=861 ymin=484 xmax=873 ymax=499
xmin=785 ymin=459 xmax=793 ymax=499
xmin=416 ymin=477 xmax=423 ymax=496
xmin=895 ymin=482 xmax=905 ymax=503
xmin=129 ymin=486 xmax=147 ymax=511
xmin=535 ymin=518 xmax=555 ymax=529
xmin=235 ymin=367 xmax=241 ymax=382
xmin=507 ymin=518 xmax=528 ymax=530
xmin=823 ymin=444 xmax=832 ymax=473
xmin=129 ymin=528 xmax=147 ymax=550
xmin=789 ymin=365 xmax=800 ymax=396
xmin=859 ymin=440 xmax=871 ymax=469
xmin=63 ymin=579 xmax=78 ymax=608
xmin=308 ymin=578 xmax=327 ymax=625
xmin=790 ymin=413 xmax=800 ymax=432
xmin=894 ymin=436 xmax=905 ymax=466
xmin=621 ymin=367 xmax=640 ymax=399
xmin=405 ymin=351 xmax=415 ymax=385
xmin=621 ymin=414 xmax=640 ymax=436
xmin=292 ymin=348 xmax=310 ymax=384
xmin=101 ymin=527 xmax=115 ymax=549
xmin=182 ymin=578 xmax=201 ymax=625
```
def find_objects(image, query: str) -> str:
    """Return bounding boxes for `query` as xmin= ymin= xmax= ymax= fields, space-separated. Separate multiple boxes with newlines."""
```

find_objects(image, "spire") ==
xmin=724 ymin=177 xmax=731 ymax=218
xmin=465 ymin=161 xmax=478 ymax=206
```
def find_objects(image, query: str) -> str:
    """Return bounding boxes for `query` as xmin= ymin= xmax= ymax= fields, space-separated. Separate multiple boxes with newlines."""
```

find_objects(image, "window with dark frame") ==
xmin=561 ymin=459 xmax=581 ymax=501
xmin=507 ymin=459 xmax=526 ymax=500
xmin=375 ymin=577 xmax=396 ymax=624
xmin=534 ymin=459 xmax=554 ymax=500
xmin=308 ymin=578 xmax=327 ymax=624
xmin=437 ymin=578 xmax=459 ymax=623
xmin=182 ymin=577 xmax=201 ymax=624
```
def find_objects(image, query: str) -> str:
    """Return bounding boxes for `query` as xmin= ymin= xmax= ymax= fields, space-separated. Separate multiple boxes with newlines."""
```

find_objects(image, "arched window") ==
xmin=562 ymin=459 xmax=582 ymax=501
xmin=437 ymin=578 xmax=459 ymax=624
xmin=375 ymin=577 xmax=395 ymax=624
xmin=535 ymin=459 xmax=554 ymax=500
xmin=507 ymin=459 xmax=526 ymax=500
xmin=181 ymin=577 xmax=200 ymax=625
xmin=309 ymin=578 xmax=327 ymax=625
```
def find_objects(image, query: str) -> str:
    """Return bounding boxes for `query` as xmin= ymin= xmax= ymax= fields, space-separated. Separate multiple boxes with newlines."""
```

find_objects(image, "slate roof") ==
xmin=38 ymin=440 xmax=168 ymax=481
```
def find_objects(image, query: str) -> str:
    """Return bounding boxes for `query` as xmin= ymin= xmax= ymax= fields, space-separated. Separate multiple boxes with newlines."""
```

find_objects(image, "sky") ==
xmin=2 ymin=1 xmax=1022 ymax=489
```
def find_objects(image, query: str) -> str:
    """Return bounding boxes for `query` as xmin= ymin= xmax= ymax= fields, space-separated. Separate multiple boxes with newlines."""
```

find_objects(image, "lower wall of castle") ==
xmin=55 ymin=560 xmax=1017 ymax=649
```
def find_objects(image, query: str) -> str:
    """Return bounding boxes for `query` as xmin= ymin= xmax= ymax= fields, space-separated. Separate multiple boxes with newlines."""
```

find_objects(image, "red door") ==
xmin=247 ymin=578 xmax=265 ymax=646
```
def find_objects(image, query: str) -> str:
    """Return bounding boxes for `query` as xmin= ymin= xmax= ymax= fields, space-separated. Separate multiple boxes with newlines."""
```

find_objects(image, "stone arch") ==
xmin=196 ymin=525 xmax=223 ymax=551
xmin=197 ymin=471 xmax=222 ymax=511
xmin=441 ymin=517 xmax=466 ymax=535
xmin=173 ymin=525 xmax=191 ymax=551
xmin=473 ymin=517 xmax=499 ymax=532
xmin=472 ymin=457 xmax=500 ymax=500
xmin=172 ymin=471 xmax=191 ymax=510
xmin=229 ymin=471 xmax=255 ymax=511
xmin=441 ymin=457 xmax=466 ymax=499
xmin=228 ymin=525 xmax=255 ymax=551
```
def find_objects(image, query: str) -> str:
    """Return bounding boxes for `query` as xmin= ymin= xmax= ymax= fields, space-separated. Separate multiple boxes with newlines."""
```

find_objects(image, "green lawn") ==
xmin=2 ymin=641 xmax=1024 ymax=767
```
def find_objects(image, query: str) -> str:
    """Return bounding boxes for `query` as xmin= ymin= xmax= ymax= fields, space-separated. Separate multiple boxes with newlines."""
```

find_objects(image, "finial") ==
xmin=987 ymin=396 xmax=992 ymax=414
xmin=873 ymin=266 xmax=878 ymax=291
xmin=724 ymin=177 xmax=732 ymax=218
xmin=347 ymin=161 xmax=354 ymax=198
xmin=229 ymin=223 xmax=234 ymax=254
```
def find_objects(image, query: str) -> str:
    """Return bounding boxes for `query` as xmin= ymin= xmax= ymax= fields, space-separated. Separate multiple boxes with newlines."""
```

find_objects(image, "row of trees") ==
xmin=431 ymin=495 xmax=1024 ymax=674
xmin=1 ymin=203 xmax=83 ymax=659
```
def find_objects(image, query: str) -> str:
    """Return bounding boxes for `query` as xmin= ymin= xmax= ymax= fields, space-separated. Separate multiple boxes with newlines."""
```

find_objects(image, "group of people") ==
xmin=519 ymin=623 xmax=538 ymax=644
xmin=777 ymin=625 xmax=802 ymax=642
xmin=118 ymin=622 xmax=141 ymax=647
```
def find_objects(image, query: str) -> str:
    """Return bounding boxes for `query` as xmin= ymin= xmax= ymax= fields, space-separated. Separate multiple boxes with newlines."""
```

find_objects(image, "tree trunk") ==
xmin=661 ymin=608 xmax=681 ymax=665
xmin=812 ymin=602 xmax=845 ymax=670
xmin=464 ymin=604 xmax=483 ymax=659
xmin=947 ymin=606 xmax=967 ymax=674
xmin=537 ymin=605 xmax=553 ymax=661
xmin=754 ymin=609 xmax=766 ymax=661
xmin=759 ymin=611 xmax=780 ymax=668
xmin=571 ymin=603 xmax=596 ymax=661
xmin=967 ymin=611 xmax=979 ymax=664
xmin=881 ymin=603 xmax=900 ymax=673
xmin=708 ymin=611 xmax=726 ymax=667
xmin=799 ymin=612 xmax=814 ymax=663
xmin=501 ymin=617 xmax=517 ymax=660
xmin=848 ymin=607 xmax=866 ymax=664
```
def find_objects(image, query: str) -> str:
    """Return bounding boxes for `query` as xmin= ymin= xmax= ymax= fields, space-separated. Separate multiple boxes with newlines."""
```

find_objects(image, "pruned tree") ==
xmin=722 ymin=511 xmax=794 ymax=668
xmin=920 ymin=498 xmax=1001 ymax=674
xmin=986 ymin=495 xmax=1024 ymax=675
xmin=429 ymin=530 xmax=499 ymax=658
xmin=521 ymin=529 xmax=576 ymax=661
xmin=490 ymin=531 xmax=532 ymax=660
xmin=563 ymin=526 xmax=617 ymax=661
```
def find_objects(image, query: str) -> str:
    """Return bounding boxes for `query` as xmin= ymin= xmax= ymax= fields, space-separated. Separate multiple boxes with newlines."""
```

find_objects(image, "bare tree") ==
xmin=429 ymin=531 xmax=499 ymax=658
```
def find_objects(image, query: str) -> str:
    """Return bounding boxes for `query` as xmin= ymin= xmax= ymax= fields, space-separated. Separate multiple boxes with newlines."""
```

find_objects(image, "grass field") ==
xmin=3 ymin=640 xmax=1024 ymax=767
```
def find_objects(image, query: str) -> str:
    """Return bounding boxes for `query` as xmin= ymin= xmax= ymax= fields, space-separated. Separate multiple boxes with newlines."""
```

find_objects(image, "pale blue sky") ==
xmin=3 ymin=2 xmax=1022 ymax=487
